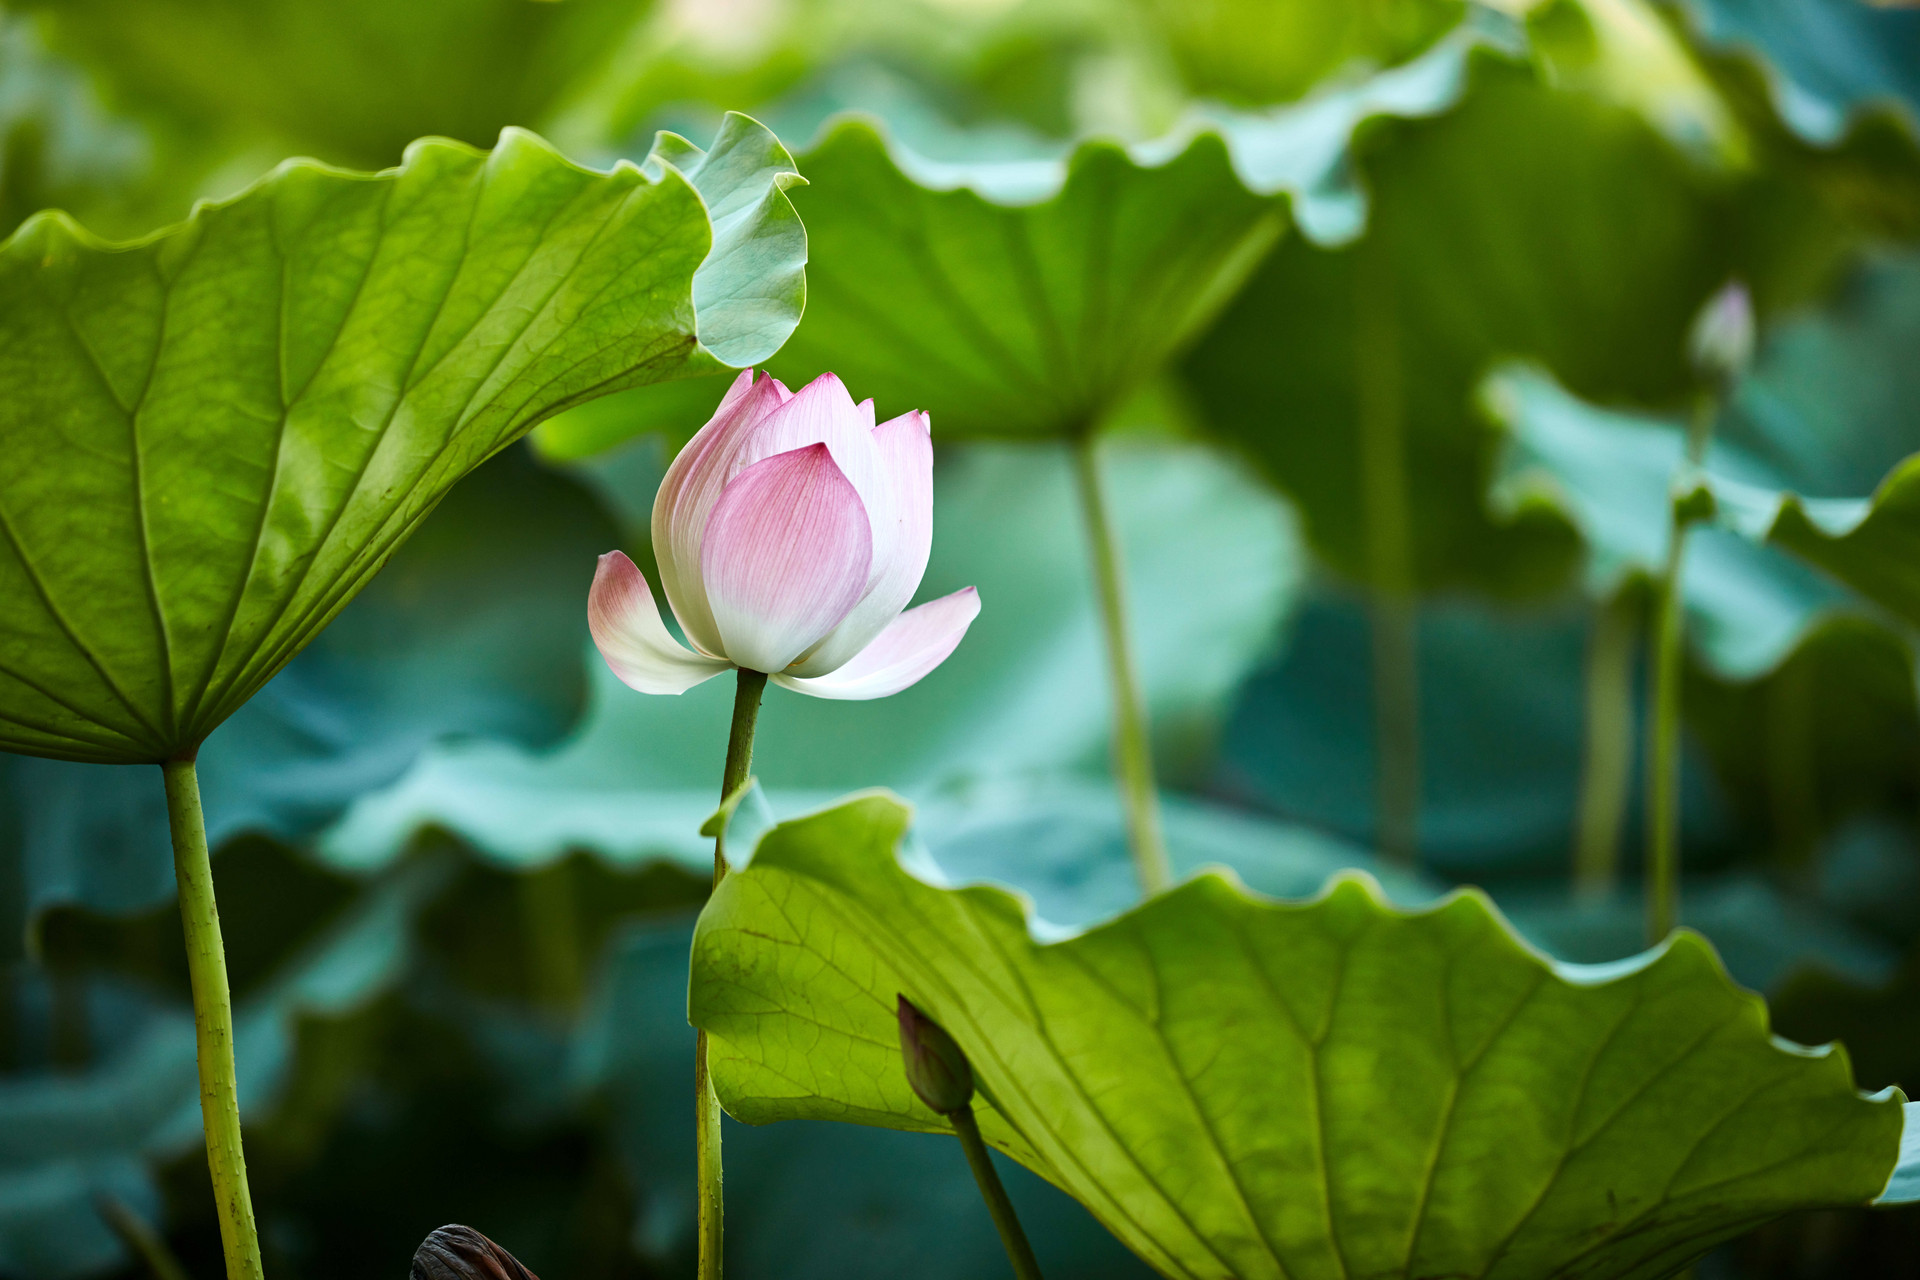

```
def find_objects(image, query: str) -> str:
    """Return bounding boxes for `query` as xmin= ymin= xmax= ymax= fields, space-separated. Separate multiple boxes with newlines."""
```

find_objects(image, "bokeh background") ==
xmin=3 ymin=0 xmax=1920 ymax=1276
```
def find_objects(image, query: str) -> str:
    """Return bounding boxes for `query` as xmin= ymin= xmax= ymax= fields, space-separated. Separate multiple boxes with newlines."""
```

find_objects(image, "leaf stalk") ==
xmin=161 ymin=757 xmax=263 ymax=1280
xmin=1355 ymin=237 xmax=1420 ymax=866
xmin=1072 ymin=433 xmax=1171 ymax=896
xmin=1645 ymin=396 xmax=1714 ymax=942
xmin=1575 ymin=586 xmax=1641 ymax=897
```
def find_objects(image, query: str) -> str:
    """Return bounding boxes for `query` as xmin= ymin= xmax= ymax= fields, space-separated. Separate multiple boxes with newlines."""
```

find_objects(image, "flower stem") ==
xmin=1574 ymin=587 xmax=1640 ymax=898
xmin=160 ymin=757 xmax=263 ymax=1280
xmin=1071 ymin=434 xmax=1171 ymax=897
xmin=697 ymin=667 xmax=767 ymax=1280
xmin=949 ymin=1106 xmax=1045 ymax=1280
xmin=97 ymin=1193 xmax=194 ymax=1280
xmin=1645 ymin=522 xmax=1687 ymax=944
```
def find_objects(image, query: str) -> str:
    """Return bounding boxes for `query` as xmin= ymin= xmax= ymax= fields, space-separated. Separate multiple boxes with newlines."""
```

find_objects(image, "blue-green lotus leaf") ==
xmin=0 ymin=114 xmax=804 ymax=766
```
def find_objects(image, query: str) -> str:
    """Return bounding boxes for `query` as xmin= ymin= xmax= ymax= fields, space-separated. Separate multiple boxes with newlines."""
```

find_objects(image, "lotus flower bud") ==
xmin=1688 ymin=280 xmax=1754 ymax=385
xmin=897 ymin=995 xmax=974 ymax=1115
xmin=588 ymin=370 xmax=980 ymax=700
xmin=412 ymin=1226 xmax=539 ymax=1280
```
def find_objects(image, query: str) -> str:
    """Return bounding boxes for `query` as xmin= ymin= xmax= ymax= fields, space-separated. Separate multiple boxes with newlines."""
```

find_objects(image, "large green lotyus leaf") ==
xmin=542 ymin=19 xmax=1508 ymax=455
xmin=0 ymin=114 xmax=806 ymax=766
xmin=1186 ymin=0 xmax=1920 ymax=597
xmin=764 ymin=118 xmax=1285 ymax=437
xmin=691 ymin=793 xmax=1917 ymax=1280
xmin=1142 ymin=0 xmax=1462 ymax=107
xmin=17 ymin=0 xmax=659 ymax=169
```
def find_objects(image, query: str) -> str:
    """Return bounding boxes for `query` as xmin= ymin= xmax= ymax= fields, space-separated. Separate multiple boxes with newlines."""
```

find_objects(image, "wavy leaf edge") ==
xmin=696 ymin=788 xmax=1918 ymax=1213
xmin=786 ymin=12 xmax=1522 ymax=244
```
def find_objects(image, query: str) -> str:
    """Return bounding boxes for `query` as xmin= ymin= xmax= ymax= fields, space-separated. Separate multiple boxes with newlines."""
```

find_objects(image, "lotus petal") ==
xmin=776 ymin=587 xmax=979 ymax=700
xmin=788 ymin=410 xmax=935 ymax=677
xmin=701 ymin=444 xmax=873 ymax=674
xmin=587 ymin=552 xmax=732 ymax=695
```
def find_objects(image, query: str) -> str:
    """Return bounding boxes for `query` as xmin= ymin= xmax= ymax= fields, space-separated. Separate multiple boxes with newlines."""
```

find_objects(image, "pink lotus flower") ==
xmin=589 ymin=370 xmax=980 ymax=699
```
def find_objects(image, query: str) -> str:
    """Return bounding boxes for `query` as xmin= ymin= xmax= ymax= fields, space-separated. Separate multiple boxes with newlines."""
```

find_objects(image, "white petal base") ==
xmin=588 ymin=551 xmax=733 ymax=695
xmin=775 ymin=587 xmax=980 ymax=701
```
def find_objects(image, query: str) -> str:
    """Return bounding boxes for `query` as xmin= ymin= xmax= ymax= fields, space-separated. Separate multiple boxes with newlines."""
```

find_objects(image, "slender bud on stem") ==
xmin=1688 ymin=279 xmax=1754 ymax=389
xmin=896 ymin=997 xmax=1046 ymax=1279
xmin=412 ymin=1226 xmax=540 ymax=1280
xmin=897 ymin=995 xmax=974 ymax=1114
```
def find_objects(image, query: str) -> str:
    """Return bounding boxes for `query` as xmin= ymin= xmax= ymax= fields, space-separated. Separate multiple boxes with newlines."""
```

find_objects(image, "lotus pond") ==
xmin=3 ymin=1 xmax=1920 ymax=1278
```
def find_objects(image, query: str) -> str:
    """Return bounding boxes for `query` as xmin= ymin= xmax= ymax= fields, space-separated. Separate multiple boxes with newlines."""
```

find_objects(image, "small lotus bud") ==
xmin=412 ymin=1226 xmax=540 ymax=1280
xmin=897 ymin=995 xmax=974 ymax=1114
xmin=1688 ymin=279 xmax=1754 ymax=384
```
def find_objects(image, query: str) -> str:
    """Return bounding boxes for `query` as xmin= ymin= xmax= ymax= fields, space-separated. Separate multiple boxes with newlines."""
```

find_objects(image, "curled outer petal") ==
xmin=588 ymin=551 xmax=732 ymax=694
xmin=787 ymin=409 xmax=935 ymax=678
xmin=775 ymin=587 xmax=980 ymax=700
xmin=701 ymin=443 xmax=873 ymax=675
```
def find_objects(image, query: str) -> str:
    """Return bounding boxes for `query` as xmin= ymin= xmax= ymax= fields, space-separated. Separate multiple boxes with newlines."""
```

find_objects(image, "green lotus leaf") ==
xmin=759 ymin=118 xmax=1282 ymax=437
xmin=0 ymin=14 xmax=157 ymax=242
xmin=533 ymin=21 xmax=1503 ymax=458
xmin=1187 ymin=43 xmax=1744 ymax=598
xmin=16 ymin=0 xmax=657 ymax=169
xmin=1143 ymin=0 xmax=1462 ymax=107
xmin=1183 ymin=4 xmax=1920 ymax=599
xmin=1687 ymin=615 xmax=1920 ymax=874
xmin=691 ymin=792 xmax=1916 ymax=1280
xmin=1683 ymin=0 xmax=1920 ymax=145
xmin=0 ymin=445 xmax=623 ymax=960
xmin=0 ymin=113 xmax=805 ymax=767
xmin=554 ymin=20 xmax=1497 ymax=450
xmin=1695 ymin=458 xmax=1920 ymax=632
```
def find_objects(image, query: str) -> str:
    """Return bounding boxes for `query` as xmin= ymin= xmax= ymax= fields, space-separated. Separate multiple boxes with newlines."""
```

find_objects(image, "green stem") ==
xmin=1072 ymin=434 xmax=1171 ymax=897
xmin=1645 ymin=521 xmax=1687 ymax=944
xmin=97 ymin=1192 xmax=194 ymax=1280
xmin=1355 ymin=238 xmax=1420 ymax=866
xmin=950 ymin=1106 xmax=1045 ymax=1280
xmin=518 ymin=859 xmax=583 ymax=1009
xmin=696 ymin=668 xmax=767 ymax=1280
xmin=1766 ymin=656 xmax=1817 ymax=876
xmin=1574 ymin=588 xmax=1640 ymax=897
xmin=1645 ymin=397 xmax=1713 ymax=943
xmin=160 ymin=758 xmax=262 ymax=1280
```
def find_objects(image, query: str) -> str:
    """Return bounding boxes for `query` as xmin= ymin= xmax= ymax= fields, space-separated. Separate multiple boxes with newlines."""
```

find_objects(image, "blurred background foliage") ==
xmin=3 ymin=0 xmax=1920 ymax=1275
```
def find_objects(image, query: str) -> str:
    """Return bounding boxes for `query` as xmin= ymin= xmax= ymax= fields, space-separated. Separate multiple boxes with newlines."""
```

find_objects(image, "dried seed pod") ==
xmin=411 ymin=1225 xmax=539 ymax=1280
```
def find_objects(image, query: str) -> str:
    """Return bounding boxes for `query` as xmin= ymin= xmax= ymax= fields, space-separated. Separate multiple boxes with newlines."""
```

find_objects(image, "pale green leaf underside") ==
xmin=691 ymin=794 xmax=1905 ymax=1280
xmin=1698 ymin=459 xmax=1920 ymax=633
xmin=1485 ymin=363 xmax=1920 ymax=652
xmin=1483 ymin=365 xmax=1857 ymax=679
xmin=0 ymin=113 xmax=804 ymax=765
